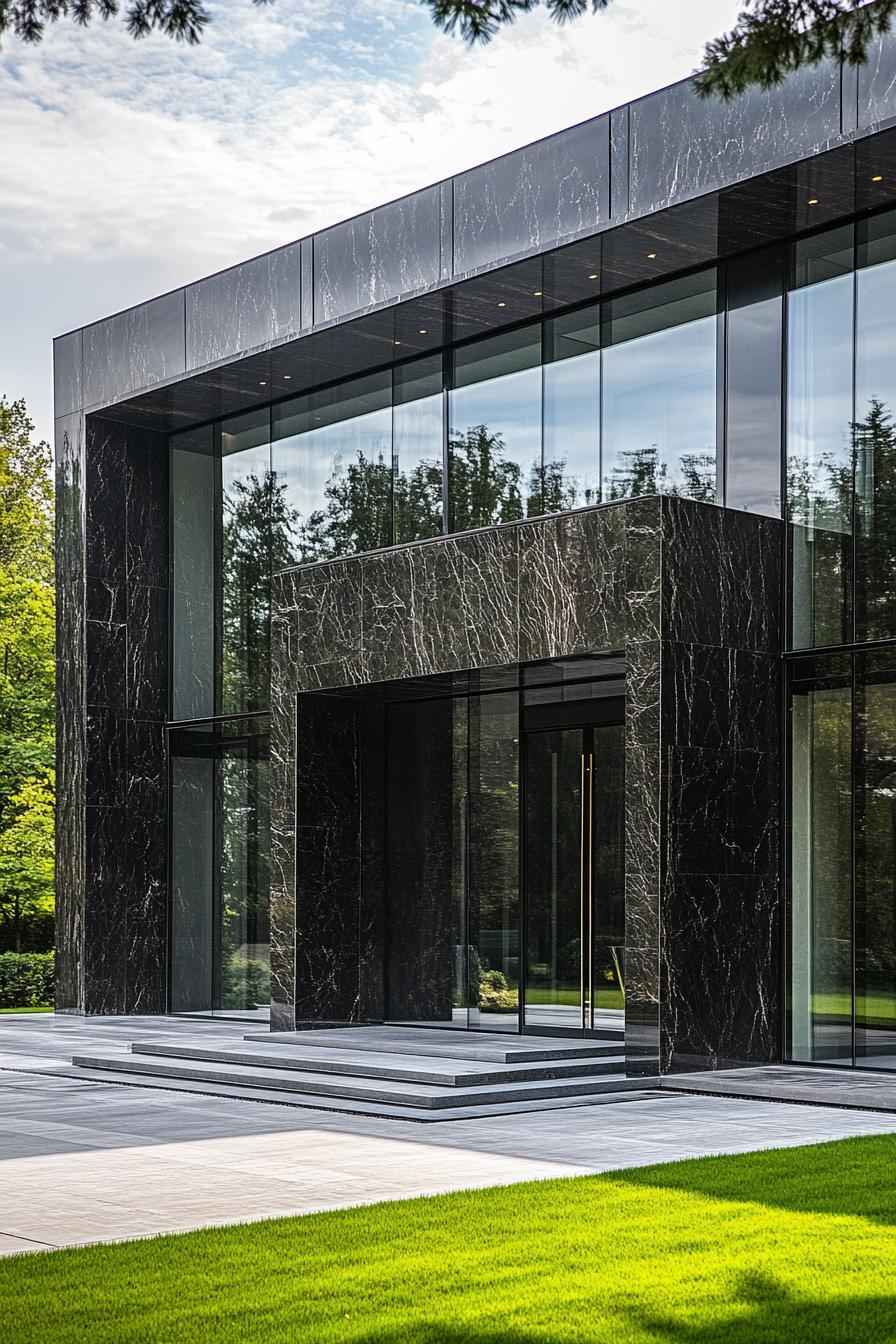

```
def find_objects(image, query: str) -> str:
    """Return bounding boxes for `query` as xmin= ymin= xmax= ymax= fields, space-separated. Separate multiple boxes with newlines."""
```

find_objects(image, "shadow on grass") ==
xmin=603 ymin=1132 xmax=896 ymax=1226
xmin=336 ymin=1278 xmax=896 ymax=1344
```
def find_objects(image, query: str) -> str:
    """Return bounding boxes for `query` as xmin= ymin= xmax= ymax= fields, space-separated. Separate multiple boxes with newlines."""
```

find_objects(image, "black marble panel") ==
xmin=126 ymin=584 xmax=168 ymax=720
xmin=86 ymin=418 xmax=127 ymax=586
xmin=624 ymin=944 xmax=661 ymax=1077
xmin=86 ymin=711 xmax=124 ymax=809
xmin=624 ymin=638 xmax=661 ymax=951
xmin=453 ymin=116 xmax=610 ymax=275
xmin=665 ymin=745 xmax=777 ymax=878
xmin=439 ymin=181 xmax=453 ymax=281
xmin=125 ymin=426 xmax=169 ymax=591
xmin=858 ymin=26 xmax=896 ymax=128
xmin=662 ymin=873 xmax=779 ymax=1072
xmin=629 ymin=59 xmax=841 ymax=217
xmin=300 ymin=237 xmax=313 ymax=331
xmin=293 ymin=695 xmax=366 ymax=1021
xmin=518 ymin=506 xmax=627 ymax=662
xmin=662 ymin=644 xmax=779 ymax=754
xmin=314 ymin=186 xmax=441 ymax=325
xmin=83 ymin=805 xmax=128 ymax=1015
xmin=662 ymin=497 xmax=781 ymax=654
xmin=62 ymin=412 xmax=170 ymax=1013
xmin=83 ymin=289 xmax=185 ymax=410
xmin=610 ymin=105 xmax=629 ymax=220
xmin=124 ymin=805 xmax=168 ymax=1013
xmin=361 ymin=529 xmax=518 ymax=684
xmin=185 ymin=243 xmax=303 ymax=370
xmin=269 ymin=687 xmax=296 ymax=1029
xmin=55 ymin=412 xmax=86 ymax=1013
xmin=53 ymin=330 xmax=82 ymax=418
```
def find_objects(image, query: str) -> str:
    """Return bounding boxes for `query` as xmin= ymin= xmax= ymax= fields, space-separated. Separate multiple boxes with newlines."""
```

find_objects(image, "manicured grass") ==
xmin=0 ymin=1005 xmax=52 ymax=1014
xmin=3 ymin=1135 xmax=896 ymax=1342
xmin=526 ymin=987 xmax=624 ymax=1009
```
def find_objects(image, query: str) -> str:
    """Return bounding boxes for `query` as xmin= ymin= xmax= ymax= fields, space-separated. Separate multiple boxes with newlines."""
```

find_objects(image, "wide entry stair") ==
xmin=72 ymin=1025 xmax=655 ymax=1120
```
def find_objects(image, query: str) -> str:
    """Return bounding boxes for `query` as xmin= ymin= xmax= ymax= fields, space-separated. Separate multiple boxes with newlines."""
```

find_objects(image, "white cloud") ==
xmin=0 ymin=0 xmax=741 ymax=438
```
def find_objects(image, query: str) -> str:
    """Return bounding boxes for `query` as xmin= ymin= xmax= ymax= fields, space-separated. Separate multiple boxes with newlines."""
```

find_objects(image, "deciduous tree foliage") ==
xmin=1 ymin=0 xmax=895 ymax=105
xmin=0 ymin=398 xmax=54 ymax=953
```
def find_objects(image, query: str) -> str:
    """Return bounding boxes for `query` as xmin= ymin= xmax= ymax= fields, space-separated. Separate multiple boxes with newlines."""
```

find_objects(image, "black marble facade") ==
xmin=57 ymin=413 xmax=170 ymax=1014
xmin=270 ymin=498 xmax=782 ymax=1076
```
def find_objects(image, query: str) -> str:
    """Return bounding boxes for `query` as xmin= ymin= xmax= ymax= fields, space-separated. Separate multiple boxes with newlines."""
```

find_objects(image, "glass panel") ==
xmin=855 ymin=214 xmax=896 ymax=642
xmin=219 ymin=718 xmax=270 ymax=1018
xmin=171 ymin=426 xmax=215 ymax=721
xmin=592 ymin=721 xmax=625 ymax=1034
xmin=169 ymin=724 xmax=215 ymax=1013
xmin=856 ymin=651 xmax=896 ymax=1065
xmin=273 ymin=370 xmax=393 ymax=564
xmin=786 ymin=226 xmax=855 ymax=650
xmin=725 ymin=246 xmax=784 ymax=517
xmin=385 ymin=696 xmax=467 ymax=1027
xmin=221 ymin=409 xmax=273 ymax=716
xmin=544 ymin=305 xmax=600 ymax=510
xmin=524 ymin=727 xmax=584 ymax=1032
xmin=393 ymin=356 xmax=445 ymax=544
xmin=601 ymin=269 xmax=718 ymax=503
xmin=468 ymin=691 xmax=520 ymax=1030
xmin=449 ymin=326 xmax=543 ymax=528
xmin=789 ymin=655 xmax=853 ymax=1064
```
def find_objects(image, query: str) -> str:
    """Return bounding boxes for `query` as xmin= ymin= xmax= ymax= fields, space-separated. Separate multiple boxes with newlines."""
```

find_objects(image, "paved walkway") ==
xmin=1 ymin=1013 xmax=895 ymax=1256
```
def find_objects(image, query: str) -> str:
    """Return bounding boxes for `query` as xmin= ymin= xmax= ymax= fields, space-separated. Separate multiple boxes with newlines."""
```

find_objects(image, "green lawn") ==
xmin=3 ymin=1135 xmax=896 ymax=1342
xmin=0 ymin=1005 xmax=52 ymax=1014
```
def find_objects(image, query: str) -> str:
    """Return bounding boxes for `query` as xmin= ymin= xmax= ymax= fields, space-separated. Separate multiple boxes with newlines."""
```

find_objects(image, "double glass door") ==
xmin=524 ymin=706 xmax=624 ymax=1036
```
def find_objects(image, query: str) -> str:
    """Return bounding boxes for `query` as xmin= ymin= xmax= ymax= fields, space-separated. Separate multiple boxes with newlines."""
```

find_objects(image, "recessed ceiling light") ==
xmin=647 ymin=252 xmax=657 ymax=260
xmin=497 ymin=301 xmax=507 ymax=308
xmin=533 ymin=290 xmax=543 ymax=297
xmin=588 ymin=273 xmax=599 ymax=280
xmin=259 ymin=380 xmax=267 ymax=386
xmin=283 ymin=374 xmax=292 ymax=380
xmin=808 ymin=198 xmax=819 ymax=205
xmin=419 ymin=328 xmax=428 ymax=335
xmin=393 ymin=339 xmax=402 ymax=346
xmin=872 ymin=175 xmax=884 ymax=183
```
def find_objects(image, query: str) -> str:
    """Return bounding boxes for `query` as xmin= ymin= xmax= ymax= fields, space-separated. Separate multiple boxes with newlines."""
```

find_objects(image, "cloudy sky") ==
xmin=0 ymin=0 xmax=743 ymax=440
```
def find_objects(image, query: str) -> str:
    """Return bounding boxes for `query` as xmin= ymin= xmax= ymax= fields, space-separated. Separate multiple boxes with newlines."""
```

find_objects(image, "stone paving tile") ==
xmin=2 ymin=1016 xmax=896 ymax=1256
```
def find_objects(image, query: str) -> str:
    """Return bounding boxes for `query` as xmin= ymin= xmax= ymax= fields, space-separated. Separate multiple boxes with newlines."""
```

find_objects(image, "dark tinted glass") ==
xmin=855 ymin=649 xmax=896 ymax=1065
xmin=449 ymin=326 xmax=543 ymax=528
xmin=788 ymin=654 xmax=853 ymax=1064
xmin=221 ymin=409 xmax=273 ymax=716
xmin=855 ymin=213 xmax=896 ymax=642
xmin=601 ymin=269 xmax=718 ymax=502
xmin=787 ymin=226 xmax=855 ymax=650
xmin=393 ymin=356 xmax=444 ymax=544
xmin=171 ymin=426 xmax=215 ymax=721
xmin=725 ymin=247 xmax=784 ymax=516
xmin=544 ymin=306 xmax=600 ymax=509
xmin=273 ymin=370 xmax=393 ymax=564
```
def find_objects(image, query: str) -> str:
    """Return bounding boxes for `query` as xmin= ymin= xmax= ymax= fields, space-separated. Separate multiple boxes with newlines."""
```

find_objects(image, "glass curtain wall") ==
xmin=787 ymin=211 xmax=896 ymax=650
xmin=789 ymin=652 xmax=896 ymax=1069
xmin=601 ymin=270 xmax=718 ymax=502
xmin=169 ymin=413 xmax=275 ymax=1018
xmin=169 ymin=719 xmax=270 ymax=1017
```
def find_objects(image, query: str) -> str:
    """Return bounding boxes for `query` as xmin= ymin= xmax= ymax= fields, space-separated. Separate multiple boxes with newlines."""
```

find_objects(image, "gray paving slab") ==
xmin=1 ymin=1015 xmax=895 ymax=1256
xmin=663 ymin=1064 xmax=896 ymax=1112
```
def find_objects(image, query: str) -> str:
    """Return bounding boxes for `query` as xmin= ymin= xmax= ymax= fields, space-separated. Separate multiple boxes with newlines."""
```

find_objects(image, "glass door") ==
xmin=523 ymin=708 xmax=624 ymax=1037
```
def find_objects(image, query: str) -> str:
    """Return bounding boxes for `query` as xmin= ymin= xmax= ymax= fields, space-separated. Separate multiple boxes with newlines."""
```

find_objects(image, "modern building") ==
xmin=53 ymin=36 xmax=896 ymax=1081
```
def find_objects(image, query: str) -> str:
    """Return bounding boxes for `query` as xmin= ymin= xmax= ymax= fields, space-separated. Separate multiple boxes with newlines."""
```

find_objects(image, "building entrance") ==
xmin=523 ymin=701 xmax=625 ymax=1038
xmin=380 ymin=658 xmax=625 ymax=1040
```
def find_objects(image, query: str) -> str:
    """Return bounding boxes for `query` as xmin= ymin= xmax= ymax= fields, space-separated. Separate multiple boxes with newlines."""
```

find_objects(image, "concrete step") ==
xmin=248 ymin=1026 xmax=623 ymax=1064
xmin=128 ymin=1041 xmax=624 ymax=1087
xmin=58 ymin=1061 xmax=660 ymax=1121
xmin=71 ymin=1051 xmax=635 ymax=1110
